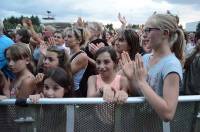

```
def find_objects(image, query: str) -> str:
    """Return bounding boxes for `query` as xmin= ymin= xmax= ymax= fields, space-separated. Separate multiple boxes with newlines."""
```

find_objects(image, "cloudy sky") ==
xmin=0 ymin=0 xmax=200 ymax=28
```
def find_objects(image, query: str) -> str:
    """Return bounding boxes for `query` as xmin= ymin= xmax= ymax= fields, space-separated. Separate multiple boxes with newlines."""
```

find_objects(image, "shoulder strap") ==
xmin=70 ymin=50 xmax=84 ymax=62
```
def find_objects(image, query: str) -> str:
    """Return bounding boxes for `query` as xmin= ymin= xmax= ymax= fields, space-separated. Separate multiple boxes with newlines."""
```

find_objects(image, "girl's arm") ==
xmin=71 ymin=53 xmax=88 ymax=75
xmin=113 ymin=76 xmax=129 ymax=103
xmin=121 ymin=52 xmax=179 ymax=121
xmin=25 ymin=19 xmax=44 ymax=44
xmin=3 ymin=78 xmax=10 ymax=98
xmin=120 ymin=76 xmax=129 ymax=93
xmin=87 ymin=56 xmax=96 ymax=66
xmin=87 ymin=76 xmax=101 ymax=97
xmin=137 ymin=73 xmax=179 ymax=122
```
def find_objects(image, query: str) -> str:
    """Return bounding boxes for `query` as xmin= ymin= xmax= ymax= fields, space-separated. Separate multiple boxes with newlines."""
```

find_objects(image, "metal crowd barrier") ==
xmin=0 ymin=96 xmax=200 ymax=132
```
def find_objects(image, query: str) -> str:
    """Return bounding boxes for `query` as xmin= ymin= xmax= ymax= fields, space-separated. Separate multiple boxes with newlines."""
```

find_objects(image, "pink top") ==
xmin=96 ymin=74 xmax=121 ymax=91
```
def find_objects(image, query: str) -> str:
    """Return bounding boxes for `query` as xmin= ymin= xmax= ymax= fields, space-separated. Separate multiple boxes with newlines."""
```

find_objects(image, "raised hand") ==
xmin=88 ymin=43 xmax=99 ymax=55
xmin=120 ymin=51 xmax=133 ymax=80
xmin=22 ymin=18 xmax=33 ymax=29
xmin=39 ymin=43 xmax=48 ymax=56
xmin=128 ymin=53 xmax=147 ymax=90
xmin=76 ymin=17 xmax=85 ymax=27
xmin=118 ymin=13 xmax=127 ymax=26
xmin=134 ymin=53 xmax=147 ymax=83
xmin=34 ymin=73 xmax=45 ymax=84
xmin=89 ymin=42 xmax=105 ymax=55
xmin=97 ymin=42 xmax=105 ymax=49
xmin=47 ymin=37 xmax=56 ymax=46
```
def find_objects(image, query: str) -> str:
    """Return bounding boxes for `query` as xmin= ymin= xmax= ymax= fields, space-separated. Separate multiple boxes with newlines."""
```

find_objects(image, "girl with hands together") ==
xmin=121 ymin=13 xmax=184 ymax=122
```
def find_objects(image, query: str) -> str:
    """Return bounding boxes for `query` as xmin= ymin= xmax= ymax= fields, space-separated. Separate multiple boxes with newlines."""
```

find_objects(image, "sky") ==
xmin=0 ymin=0 xmax=200 ymax=28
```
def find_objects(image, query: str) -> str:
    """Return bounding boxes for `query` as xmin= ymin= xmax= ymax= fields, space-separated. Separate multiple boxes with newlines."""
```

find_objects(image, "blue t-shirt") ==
xmin=0 ymin=35 xmax=14 ymax=68
xmin=143 ymin=53 xmax=183 ymax=96
xmin=0 ymin=35 xmax=14 ymax=78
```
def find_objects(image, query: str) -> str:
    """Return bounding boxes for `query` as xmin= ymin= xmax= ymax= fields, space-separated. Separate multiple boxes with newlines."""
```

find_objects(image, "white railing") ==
xmin=0 ymin=95 xmax=200 ymax=132
xmin=1 ymin=95 xmax=200 ymax=105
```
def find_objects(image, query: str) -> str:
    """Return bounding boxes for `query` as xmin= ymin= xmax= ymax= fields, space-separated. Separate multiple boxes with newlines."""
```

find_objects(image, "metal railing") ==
xmin=0 ymin=95 xmax=200 ymax=132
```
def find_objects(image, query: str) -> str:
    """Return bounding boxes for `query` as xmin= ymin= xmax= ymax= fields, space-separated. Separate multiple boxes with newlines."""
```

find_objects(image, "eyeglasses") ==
xmin=143 ymin=27 xmax=161 ymax=33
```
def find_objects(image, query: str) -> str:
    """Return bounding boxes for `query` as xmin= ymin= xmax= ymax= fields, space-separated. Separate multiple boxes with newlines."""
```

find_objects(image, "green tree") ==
xmin=105 ymin=24 xmax=114 ymax=31
xmin=3 ymin=16 xmax=41 ymax=32
xmin=132 ymin=24 xmax=139 ymax=29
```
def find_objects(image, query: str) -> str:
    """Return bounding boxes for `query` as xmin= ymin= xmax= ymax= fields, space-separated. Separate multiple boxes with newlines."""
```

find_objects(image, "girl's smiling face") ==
xmin=43 ymin=78 xmax=65 ymax=98
xmin=96 ymin=52 xmax=115 ymax=78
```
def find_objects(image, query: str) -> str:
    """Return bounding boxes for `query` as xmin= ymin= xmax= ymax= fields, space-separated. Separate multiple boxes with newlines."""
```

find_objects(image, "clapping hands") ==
xmin=120 ymin=52 xmax=147 ymax=89
xmin=89 ymin=42 xmax=105 ymax=55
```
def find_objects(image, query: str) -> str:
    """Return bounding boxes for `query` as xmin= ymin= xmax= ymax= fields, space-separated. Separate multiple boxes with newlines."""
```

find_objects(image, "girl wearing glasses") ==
xmin=121 ymin=12 xmax=184 ymax=122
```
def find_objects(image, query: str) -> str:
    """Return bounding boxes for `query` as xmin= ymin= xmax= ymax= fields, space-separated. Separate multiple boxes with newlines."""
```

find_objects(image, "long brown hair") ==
xmin=118 ymin=29 xmax=140 ymax=60
xmin=45 ymin=67 xmax=74 ymax=97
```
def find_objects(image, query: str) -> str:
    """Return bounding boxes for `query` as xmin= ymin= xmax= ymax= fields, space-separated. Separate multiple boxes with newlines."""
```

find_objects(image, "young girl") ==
xmin=115 ymin=28 xmax=140 ymax=60
xmin=29 ymin=67 xmax=72 ymax=132
xmin=29 ymin=67 xmax=73 ymax=103
xmin=5 ymin=43 xmax=36 ymax=98
xmin=114 ymin=29 xmax=141 ymax=74
xmin=87 ymin=46 xmax=129 ymax=103
xmin=121 ymin=12 xmax=184 ymax=121
xmin=39 ymin=46 xmax=71 ymax=73
xmin=36 ymin=45 xmax=73 ymax=93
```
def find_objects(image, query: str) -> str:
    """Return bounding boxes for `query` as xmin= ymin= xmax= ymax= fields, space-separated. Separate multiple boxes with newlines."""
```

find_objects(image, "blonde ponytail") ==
xmin=171 ymin=28 xmax=185 ymax=65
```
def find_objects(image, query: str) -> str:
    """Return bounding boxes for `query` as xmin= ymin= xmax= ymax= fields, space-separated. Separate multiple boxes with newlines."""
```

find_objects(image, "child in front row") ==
xmin=5 ymin=43 xmax=36 ymax=98
xmin=29 ymin=67 xmax=73 ymax=103
xmin=29 ymin=67 xmax=73 ymax=132
xmin=87 ymin=46 xmax=129 ymax=103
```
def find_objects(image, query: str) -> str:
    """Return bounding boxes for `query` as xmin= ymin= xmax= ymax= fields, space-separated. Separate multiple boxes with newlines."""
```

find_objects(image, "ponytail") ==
xmin=171 ymin=28 xmax=185 ymax=65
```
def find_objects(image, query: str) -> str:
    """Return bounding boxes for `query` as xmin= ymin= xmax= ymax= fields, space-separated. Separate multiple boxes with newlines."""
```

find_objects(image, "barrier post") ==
xmin=66 ymin=105 xmax=75 ymax=132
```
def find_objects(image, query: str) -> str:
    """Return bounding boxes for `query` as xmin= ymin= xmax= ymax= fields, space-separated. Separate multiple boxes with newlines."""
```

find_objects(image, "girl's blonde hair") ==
xmin=148 ymin=13 xmax=185 ymax=64
xmin=5 ymin=43 xmax=36 ymax=73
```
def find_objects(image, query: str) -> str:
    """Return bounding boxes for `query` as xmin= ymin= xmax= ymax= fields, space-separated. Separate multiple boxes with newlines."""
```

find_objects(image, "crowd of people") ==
xmin=0 ymin=11 xmax=200 ymax=121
